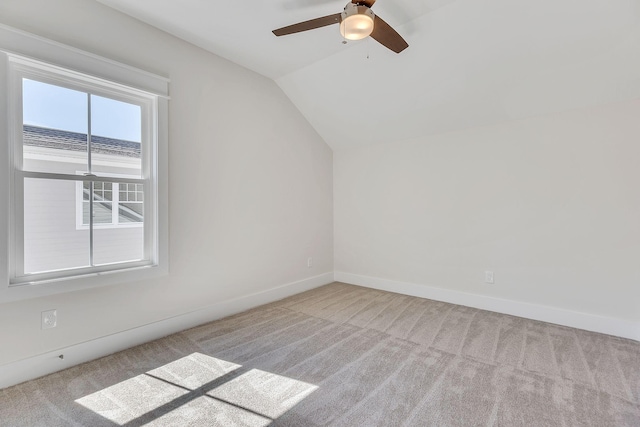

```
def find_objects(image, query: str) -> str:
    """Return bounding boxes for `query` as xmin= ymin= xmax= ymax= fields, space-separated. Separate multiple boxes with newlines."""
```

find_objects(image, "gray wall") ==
xmin=335 ymin=100 xmax=640 ymax=322
xmin=0 ymin=0 xmax=333 ymax=366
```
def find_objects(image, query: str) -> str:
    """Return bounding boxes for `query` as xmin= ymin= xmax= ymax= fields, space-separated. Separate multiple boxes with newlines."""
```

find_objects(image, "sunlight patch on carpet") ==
xmin=207 ymin=368 xmax=319 ymax=419
xmin=147 ymin=352 xmax=241 ymax=390
xmin=75 ymin=373 xmax=189 ymax=424
xmin=75 ymin=352 xmax=317 ymax=425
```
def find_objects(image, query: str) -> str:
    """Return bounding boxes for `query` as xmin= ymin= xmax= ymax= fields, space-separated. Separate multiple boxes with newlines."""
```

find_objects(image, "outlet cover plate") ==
xmin=42 ymin=309 xmax=57 ymax=329
xmin=485 ymin=271 xmax=494 ymax=284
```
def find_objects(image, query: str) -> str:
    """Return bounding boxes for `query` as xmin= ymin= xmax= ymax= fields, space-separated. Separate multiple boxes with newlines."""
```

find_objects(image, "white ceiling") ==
xmin=97 ymin=0 xmax=640 ymax=150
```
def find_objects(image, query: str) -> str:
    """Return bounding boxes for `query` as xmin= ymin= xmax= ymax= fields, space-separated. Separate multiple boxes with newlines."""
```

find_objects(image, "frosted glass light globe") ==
xmin=340 ymin=4 xmax=375 ymax=41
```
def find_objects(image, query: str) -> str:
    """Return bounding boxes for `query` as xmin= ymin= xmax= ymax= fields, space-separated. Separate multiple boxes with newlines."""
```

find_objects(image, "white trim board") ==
xmin=334 ymin=272 xmax=640 ymax=342
xmin=0 ymin=24 xmax=169 ymax=98
xmin=0 ymin=272 xmax=334 ymax=390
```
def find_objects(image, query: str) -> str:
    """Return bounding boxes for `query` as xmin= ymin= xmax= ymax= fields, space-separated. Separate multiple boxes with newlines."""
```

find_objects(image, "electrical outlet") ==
xmin=307 ymin=257 xmax=313 ymax=268
xmin=42 ymin=309 xmax=57 ymax=329
xmin=485 ymin=271 xmax=494 ymax=284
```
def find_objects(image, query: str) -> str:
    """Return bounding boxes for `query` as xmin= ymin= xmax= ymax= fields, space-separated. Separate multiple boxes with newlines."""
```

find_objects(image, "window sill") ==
xmin=0 ymin=262 xmax=168 ymax=304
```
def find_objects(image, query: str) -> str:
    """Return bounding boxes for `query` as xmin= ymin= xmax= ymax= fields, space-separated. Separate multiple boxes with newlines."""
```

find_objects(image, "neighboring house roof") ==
xmin=22 ymin=125 xmax=141 ymax=158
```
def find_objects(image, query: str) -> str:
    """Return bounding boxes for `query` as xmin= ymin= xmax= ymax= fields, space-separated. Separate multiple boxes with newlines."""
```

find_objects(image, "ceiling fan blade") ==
xmin=273 ymin=13 xmax=341 ymax=36
xmin=370 ymin=15 xmax=408 ymax=53
xmin=352 ymin=0 xmax=376 ymax=7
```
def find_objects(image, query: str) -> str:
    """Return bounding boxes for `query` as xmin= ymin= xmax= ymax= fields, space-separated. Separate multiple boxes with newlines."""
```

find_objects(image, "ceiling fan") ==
xmin=272 ymin=0 xmax=409 ymax=53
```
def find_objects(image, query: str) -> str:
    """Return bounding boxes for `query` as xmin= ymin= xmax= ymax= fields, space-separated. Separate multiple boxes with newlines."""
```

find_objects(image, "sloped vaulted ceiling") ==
xmin=97 ymin=0 xmax=640 ymax=150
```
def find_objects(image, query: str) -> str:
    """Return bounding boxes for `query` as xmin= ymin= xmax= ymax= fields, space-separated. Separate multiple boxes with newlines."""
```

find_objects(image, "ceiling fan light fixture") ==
xmin=340 ymin=4 xmax=375 ymax=41
xmin=272 ymin=0 xmax=408 ymax=54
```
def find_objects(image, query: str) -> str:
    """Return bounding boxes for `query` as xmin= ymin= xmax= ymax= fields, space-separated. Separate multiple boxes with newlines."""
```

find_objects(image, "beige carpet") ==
xmin=1 ymin=282 xmax=639 ymax=426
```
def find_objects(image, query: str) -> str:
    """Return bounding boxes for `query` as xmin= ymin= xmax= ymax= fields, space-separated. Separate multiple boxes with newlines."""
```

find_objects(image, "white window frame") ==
xmin=10 ymin=58 xmax=156 ymax=282
xmin=0 ymin=24 xmax=169 ymax=303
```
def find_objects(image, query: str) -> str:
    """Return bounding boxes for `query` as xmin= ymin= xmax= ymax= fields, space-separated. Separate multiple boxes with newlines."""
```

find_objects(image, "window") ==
xmin=78 ymin=181 xmax=144 ymax=227
xmin=5 ymin=54 xmax=162 ymax=286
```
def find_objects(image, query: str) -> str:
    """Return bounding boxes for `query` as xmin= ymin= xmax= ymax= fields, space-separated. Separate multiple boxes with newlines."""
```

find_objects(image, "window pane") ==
xmin=119 ymin=203 xmax=143 ymax=223
xmin=22 ymin=79 xmax=88 ymax=174
xmin=24 ymin=178 xmax=90 ymax=274
xmin=83 ymin=181 xmax=90 ymax=201
xmin=92 ymin=201 xmax=113 ymax=224
xmin=90 ymin=94 xmax=142 ymax=178
xmin=82 ymin=183 xmax=114 ymax=225
xmin=94 ymin=181 xmax=144 ymax=265
xmin=93 ymin=220 xmax=144 ymax=265
xmin=82 ymin=202 xmax=89 ymax=225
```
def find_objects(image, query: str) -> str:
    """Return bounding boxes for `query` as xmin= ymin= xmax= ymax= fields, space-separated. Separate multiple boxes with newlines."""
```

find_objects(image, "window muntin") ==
xmin=9 ymin=57 xmax=158 ymax=285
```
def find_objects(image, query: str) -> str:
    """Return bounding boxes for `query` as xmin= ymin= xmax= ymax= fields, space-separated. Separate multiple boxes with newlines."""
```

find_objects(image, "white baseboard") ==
xmin=335 ymin=272 xmax=640 ymax=342
xmin=0 ymin=272 xmax=334 ymax=390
